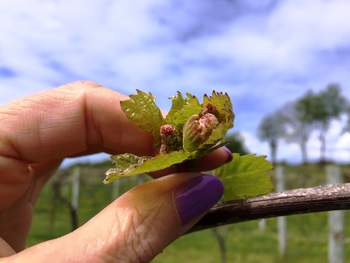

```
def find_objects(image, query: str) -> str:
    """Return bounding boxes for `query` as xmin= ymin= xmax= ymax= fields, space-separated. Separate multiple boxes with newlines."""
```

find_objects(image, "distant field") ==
xmin=28 ymin=163 xmax=350 ymax=262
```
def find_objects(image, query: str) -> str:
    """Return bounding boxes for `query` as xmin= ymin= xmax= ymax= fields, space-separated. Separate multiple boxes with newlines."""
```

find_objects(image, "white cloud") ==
xmin=0 ymin=0 xmax=166 ymax=103
xmin=190 ymin=0 xmax=350 ymax=81
xmin=0 ymin=0 xmax=349 ymax=164
xmin=268 ymin=0 xmax=350 ymax=50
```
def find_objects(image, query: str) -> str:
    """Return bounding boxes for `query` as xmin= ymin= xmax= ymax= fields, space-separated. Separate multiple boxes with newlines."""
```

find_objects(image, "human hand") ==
xmin=0 ymin=81 xmax=231 ymax=262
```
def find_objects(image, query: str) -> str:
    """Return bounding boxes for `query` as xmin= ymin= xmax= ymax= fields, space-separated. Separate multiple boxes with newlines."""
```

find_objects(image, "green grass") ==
xmin=27 ymin=164 xmax=350 ymax=262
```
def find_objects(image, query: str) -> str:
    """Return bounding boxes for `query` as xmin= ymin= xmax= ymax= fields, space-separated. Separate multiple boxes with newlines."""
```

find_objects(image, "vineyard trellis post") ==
xmin=326 ymin=165 xmax=344 ymax=263
xmin=71 ymin=166 xmax=80 ymax=229
xmin=212 ymin=227 xmax=228 ymax=263
xmin=258 ymin=218 xmax=266 ymax=232
xmin=276 ymin=165 xmax=287 ymax=257
xmin=71 ymin=166 xmax=80 ymax=212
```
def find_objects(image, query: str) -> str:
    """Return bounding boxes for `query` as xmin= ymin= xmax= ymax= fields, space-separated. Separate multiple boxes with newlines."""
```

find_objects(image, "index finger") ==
xmin=0 ymin=81 xmax=153 ymax=164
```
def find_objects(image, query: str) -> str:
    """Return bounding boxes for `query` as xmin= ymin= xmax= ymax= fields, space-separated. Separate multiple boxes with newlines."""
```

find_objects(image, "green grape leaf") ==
xmin=214 ymin=154 xmax=273 ymax=201
xmin=203 ymin=91 xmax=234 ymax=129
xmin=105 ymin=89 xmax=238 ymax=185
xmin=104 ymin=151 xmax=191 ymax=184
xmin=165 ymin=91 xmax=185 ymax=126
xmin=196 ymin=92 xmax=234 ymax=154
xmin=165 ymin=92 xmax=202 ymax=130
xmin=104 ymin=153 xmax=151 ymax=183
xmin=121 ymin=90 xmax=164 ymax=145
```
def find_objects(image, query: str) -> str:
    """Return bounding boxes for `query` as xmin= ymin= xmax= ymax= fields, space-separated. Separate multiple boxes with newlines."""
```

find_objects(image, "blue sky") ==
xmin=0 ymin=0 xmax=349 ymax=164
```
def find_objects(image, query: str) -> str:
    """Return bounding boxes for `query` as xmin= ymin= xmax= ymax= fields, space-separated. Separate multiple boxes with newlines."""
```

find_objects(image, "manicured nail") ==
xmin=175 ymin=175 xmax=224 ymax=225
xmin=223 ymin=146 xmax=233 ymax=163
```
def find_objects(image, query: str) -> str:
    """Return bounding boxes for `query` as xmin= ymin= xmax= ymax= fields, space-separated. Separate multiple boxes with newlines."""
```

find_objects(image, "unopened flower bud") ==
xmin=183 ymin=112 xmax=219 ymax=152
xmin=159 ymin=124 xmax=181 ymax=154
xmin=160 ymin=124 xmax=176 ymax=136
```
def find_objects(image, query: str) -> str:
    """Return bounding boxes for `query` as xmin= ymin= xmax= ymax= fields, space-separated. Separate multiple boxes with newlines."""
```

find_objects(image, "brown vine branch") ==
xmin=190 ymin=183 xmax=350 ymax=233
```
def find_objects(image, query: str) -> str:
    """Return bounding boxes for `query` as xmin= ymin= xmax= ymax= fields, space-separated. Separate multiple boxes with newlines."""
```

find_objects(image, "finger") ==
xmin=151 ymin=146 xmax=232 ymax=178
xmin=179 ymin=146 xmax=233 ymax=172
xmin=0 ymin=81 xmax=153 ymax=165
xmin=0 ymin=81 xmax=153 ymax=194
xmin=10 ymin=173 xmax=224 ymax=262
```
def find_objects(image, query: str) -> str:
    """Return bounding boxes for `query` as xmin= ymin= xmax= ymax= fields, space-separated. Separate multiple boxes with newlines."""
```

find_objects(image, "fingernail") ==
xmin=223 ymin=146 xmax=233 ymax=163
xmin=175 ymin=175 xmax=224 ymax=225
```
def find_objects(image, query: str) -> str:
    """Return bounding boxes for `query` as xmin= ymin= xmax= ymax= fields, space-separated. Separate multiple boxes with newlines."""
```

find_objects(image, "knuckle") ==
xmin=58 ymin=80 xmax=106 ymax=105
xmin=59 ymin=80 xmax=105 ymax=98
xmin=67 ymin=80 xmax=104 ymax=90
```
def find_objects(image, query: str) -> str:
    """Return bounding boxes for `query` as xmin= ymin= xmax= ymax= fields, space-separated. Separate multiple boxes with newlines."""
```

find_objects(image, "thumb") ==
xmin=10 ymin=173 xmax=223 ymax=263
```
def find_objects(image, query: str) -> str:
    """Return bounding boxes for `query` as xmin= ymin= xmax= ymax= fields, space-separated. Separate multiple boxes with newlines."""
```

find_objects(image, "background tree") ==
xmin=257 ymin=112 xmax=286 ymax=164
xmin=317 ymin=84 xmax=348 ymax=161
xmin=296 ymin=85 xmax=348 ymax=162
xmin=281 ymin=102 xmax=313 ymax=164
xmin=295 ymin=90 xmax=318 ymax=125
xmin=225 ymin=132 xmax=249 ymax=154
xmin=295 ymin=90 xmax=323 ymax=162
xmin=343 ymin=105 xmax=350 ymax=133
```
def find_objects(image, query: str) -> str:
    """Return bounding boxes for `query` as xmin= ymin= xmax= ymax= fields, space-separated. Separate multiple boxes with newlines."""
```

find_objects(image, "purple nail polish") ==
xmin=175 ymin=175 xmax=224 ymax=225
xmin=223 ymin=146 xmax=233 ymax=163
